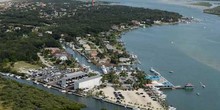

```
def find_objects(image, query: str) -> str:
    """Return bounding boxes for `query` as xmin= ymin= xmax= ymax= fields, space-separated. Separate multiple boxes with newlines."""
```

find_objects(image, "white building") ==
xmin=74 ymin=75 xmax=102 ymax=89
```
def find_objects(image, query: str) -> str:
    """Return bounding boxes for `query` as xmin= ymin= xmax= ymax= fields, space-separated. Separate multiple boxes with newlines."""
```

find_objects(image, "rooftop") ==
xmin=75 ymin=75 xmax=102 ymax=83
xmin=64 ymin=71 xmax=88 ymax=79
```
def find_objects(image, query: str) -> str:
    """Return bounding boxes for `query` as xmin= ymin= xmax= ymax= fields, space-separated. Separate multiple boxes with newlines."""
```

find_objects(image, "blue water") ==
xmin=103 ymin=0 xmax=220 ymax=110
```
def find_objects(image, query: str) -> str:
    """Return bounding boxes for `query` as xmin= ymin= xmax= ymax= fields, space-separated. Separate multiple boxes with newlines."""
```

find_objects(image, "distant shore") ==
xmin=0 ymin=0 xmax=10 ymax=2
xmin=158 ymin=0 xmax=211 ymax=9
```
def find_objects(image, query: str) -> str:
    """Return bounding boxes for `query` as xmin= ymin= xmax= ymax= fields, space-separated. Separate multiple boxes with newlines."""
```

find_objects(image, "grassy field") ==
xmin=10 ymin=61 xmax=41 ymax=73
xmin=191 ymin=2 xmax=212 ymax=7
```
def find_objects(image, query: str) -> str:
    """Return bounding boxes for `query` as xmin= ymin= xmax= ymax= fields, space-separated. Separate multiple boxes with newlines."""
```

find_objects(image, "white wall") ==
xmin=74 ymin=76 xmax=102 ymax=89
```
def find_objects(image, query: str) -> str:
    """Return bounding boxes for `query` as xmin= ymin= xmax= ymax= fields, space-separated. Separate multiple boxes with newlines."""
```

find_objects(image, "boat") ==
xmin=47 ymin=85 xmax=52 ymax=88
xmin=9 ymin=74 xmax=14 ymax=77
xmin=168 ymin=106 xmax=177 ymax=110
xmin=43 ymin=84 xmax=47 ymax=87
xmin=15 ymin=75 xmax=21 ymax=79
xmin=75 ymin=58 xmax=79 ymax=62
xmin=196 ymin=92 xmax=200 ymax=96
xmin=149 ymin=67 xmax=161 ymax=76
xmin=26 ymin=77 xmax=31 ymax=80
xmin=169 ymin=71 xmax=174 ymax=73
xmin=101 ymin=65 xmax=108 ymax=74
xmin=87 ymin=59 xmax=91 ymax=63
xmin=33 ymin=80 xmax=39 ymax=85
xmin=184 ymin=83 xmax=194 ymax=90
xmin=61 ymin=89 xmax=67 ymax=93
xmin=200 ymin=82 xmax=206 ymax=88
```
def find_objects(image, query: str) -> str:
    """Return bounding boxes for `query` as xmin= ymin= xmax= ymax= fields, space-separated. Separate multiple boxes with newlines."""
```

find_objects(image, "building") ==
xmin=60 ymin=71 xmax=88 ymax=87
xmin=74 ymin=75 xmax=102 ymax=89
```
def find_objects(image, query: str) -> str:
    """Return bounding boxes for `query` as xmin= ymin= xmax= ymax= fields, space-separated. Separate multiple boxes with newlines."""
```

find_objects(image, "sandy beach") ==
xmin=97 ymin=87 xmax=164 ymax=110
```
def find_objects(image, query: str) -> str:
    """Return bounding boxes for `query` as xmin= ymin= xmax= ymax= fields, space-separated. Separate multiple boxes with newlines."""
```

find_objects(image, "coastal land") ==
xmin=204 ymin=6 xmax=220 ymax=15
xmin=0 ymin=76 xmax=85 ymax=110
xmin=0 ymin=0 xmax=188 ymax=109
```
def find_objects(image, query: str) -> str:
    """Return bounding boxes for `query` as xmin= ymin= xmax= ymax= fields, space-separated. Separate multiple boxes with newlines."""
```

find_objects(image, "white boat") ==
xmin=168 ymin=106 xmax=176 ymax=110
xmin=33 ymin=80 xmax=39 ymax=85
xmin=47 ymin=85 xmax=52 ymax=88
xmin=101 ymin=65 xmax=108 ymax=74
xmin=15 ymin=75 xmax=21 ymax=79
xmin=61 ymin=89 xmax=67 ymax=93
xmin=200 ymin=82 xmax=206 ymax=88
xmin=149 ymin=67 xmax=161 ymax=76
xmin=196 ymin=92 xmax=200 ymax=96
xmin=169 ymin=71 xmax=174 ymax=73
xmin=26 ymin=78 xmax=31 ymax=80
xmin=9 ymin=74 xmax=14 ymax=77
xmin=75 ymin=58 xmax=79 ymax=62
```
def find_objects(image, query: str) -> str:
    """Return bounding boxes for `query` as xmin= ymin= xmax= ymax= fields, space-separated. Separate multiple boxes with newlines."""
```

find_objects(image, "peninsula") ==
xmin=0 ymin=0 xmax=186 ymax=110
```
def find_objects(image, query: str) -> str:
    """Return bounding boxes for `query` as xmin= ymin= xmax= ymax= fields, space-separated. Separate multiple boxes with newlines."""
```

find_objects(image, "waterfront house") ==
xmin=106 ymin=44 xmax=116 ymax=51
xmin=44 ymin=47 xmax=61 ymax=55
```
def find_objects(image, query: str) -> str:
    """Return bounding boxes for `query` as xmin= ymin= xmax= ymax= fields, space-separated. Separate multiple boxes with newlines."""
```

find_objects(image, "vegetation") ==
xmin=204 ymin=6 xmax=220 ymax=15
xmin=191 ymin=2 xmax=212 ymax=7
xmin=0 ymin=0 xmax=182 ymax=71
xmin=0 ymin=76 xmax=85 ymax=110
xmin=101 ymin=72 xmax=120 ymax=84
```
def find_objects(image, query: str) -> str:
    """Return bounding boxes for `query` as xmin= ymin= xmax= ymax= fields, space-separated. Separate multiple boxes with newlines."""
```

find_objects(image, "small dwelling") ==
xmin=74 ymin=75 xmax=102 ymax=89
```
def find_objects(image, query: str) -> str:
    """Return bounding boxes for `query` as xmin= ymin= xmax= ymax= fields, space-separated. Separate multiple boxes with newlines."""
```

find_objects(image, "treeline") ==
xmin=0 ymin=76 xmax=85 ymax=110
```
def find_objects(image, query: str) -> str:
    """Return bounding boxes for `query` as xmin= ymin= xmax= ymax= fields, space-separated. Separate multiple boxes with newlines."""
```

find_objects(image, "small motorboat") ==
xmin=200 ymin=82 xmax=206 ymax=88
xmin=196 ymin=92 xmax=200 ymax=96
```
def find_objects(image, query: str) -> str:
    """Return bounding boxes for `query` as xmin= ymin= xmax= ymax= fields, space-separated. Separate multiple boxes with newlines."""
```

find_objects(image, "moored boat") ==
xmin=101 ymin=65 xmax=108 ymax=74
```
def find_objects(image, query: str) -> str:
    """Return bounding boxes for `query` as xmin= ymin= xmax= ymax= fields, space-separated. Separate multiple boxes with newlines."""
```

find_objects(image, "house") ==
xmin=55 ymin=52 xmax=69 ymax=61
xmin=74 ymin=75 xmax=102 ymax=89
xmin=44 ymin=48 xmax=61 ymax=54
xmin=90 ymin=50 xmax=98 ymax=58
xmin=119 ymin=58 xmax=130 ymax=62
xmin=106 ymin=44 xmax=115 ymax=51
xmin=83 ymin=44 xmax=91 ymax=51
xmin=131 ymin=20 xmax=141 ymax=26
xmin=59 ymin=55 xmax=68 ymax=61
